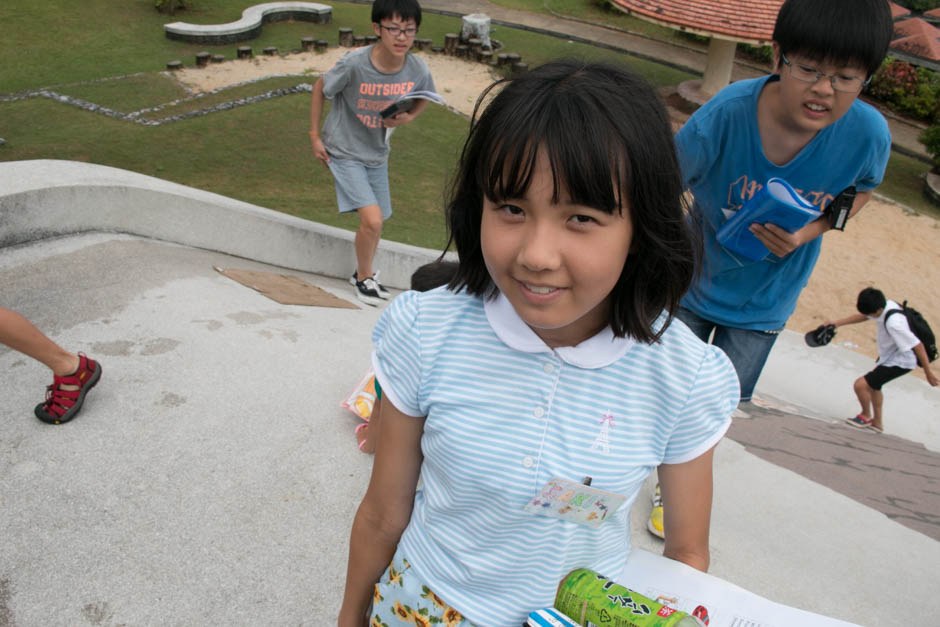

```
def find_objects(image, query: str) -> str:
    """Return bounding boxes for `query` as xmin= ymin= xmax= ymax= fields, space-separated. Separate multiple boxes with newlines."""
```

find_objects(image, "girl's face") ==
xmin=480 ymin=149 xmax=634 ymax=348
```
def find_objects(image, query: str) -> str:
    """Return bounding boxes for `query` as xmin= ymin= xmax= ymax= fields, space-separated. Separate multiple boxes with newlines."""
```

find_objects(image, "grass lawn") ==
xmin=0 ymin=1 xmax=373 ymax=94
xmin=489 ymin=0 xmax=701 ymax=47
xmin=880 ymin=152 xmax=940 ymax=221
xmin=1 ymin=0 xmax=936 ymax=247
xmin=0 ymin=93 xmax=463 ymax=250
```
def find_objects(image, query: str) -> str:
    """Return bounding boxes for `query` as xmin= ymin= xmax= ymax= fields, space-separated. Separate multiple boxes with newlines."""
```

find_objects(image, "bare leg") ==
xmin=853 ymin=376 xmax=873 ymax=419
xmin=0 ymin=307 xmax=79 ymax=377
xmin=870 ymin=389 xmax=884 ymax=431
xmin=353 ymin=204 xmax=384 ymax=281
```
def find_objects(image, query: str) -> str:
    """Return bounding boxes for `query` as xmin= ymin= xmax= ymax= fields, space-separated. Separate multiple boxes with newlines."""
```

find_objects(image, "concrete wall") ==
xmin=0 ymin=159 xmax=448 ymax=289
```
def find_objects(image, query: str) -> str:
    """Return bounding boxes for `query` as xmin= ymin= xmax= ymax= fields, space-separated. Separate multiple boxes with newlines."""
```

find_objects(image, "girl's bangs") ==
xmin=474 ymin=99 xmax=629 ymax=213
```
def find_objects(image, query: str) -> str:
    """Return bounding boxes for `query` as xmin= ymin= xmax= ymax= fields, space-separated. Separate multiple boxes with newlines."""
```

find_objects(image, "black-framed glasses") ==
xmin=379 ymin=24 xmax=418 ymax=38
xmin=780 ymin=53 xmax=870 ymax=93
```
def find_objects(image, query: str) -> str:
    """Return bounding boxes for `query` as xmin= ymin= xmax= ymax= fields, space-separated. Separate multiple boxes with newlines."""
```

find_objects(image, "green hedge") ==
xmin=866 ymin=59 xmax=940 ymax=124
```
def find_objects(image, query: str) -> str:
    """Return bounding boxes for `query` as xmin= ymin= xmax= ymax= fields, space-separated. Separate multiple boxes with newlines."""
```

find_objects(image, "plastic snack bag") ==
xmin=340 ymin=368 xmax=378 ymax=420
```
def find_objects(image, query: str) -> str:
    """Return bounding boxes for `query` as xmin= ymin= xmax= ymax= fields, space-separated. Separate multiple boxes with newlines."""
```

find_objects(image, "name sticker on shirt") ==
xmin=523 ymin=478 xmax=626 ymax=528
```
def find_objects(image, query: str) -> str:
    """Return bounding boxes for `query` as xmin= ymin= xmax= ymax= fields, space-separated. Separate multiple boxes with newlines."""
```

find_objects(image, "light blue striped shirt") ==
xmin=371 ymin=288 xmax=738 ymax=626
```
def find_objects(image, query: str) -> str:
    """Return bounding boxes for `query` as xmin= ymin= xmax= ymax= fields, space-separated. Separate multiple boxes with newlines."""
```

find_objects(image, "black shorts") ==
xmin=863 ymin=365 xmax=911 ymax=391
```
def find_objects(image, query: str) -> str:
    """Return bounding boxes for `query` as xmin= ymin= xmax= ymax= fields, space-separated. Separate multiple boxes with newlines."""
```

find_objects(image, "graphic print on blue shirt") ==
xmin=723 ymin=174 xmax=835 ymax=220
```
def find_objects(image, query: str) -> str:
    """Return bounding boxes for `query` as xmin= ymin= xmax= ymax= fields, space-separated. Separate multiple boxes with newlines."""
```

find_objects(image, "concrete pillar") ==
xmin=700 ymin=37 xmax=736 ymax=97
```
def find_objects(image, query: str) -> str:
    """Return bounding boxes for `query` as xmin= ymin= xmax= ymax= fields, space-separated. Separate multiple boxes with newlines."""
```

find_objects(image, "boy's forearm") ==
xmin=913 ymin=343 xmax=932 ymax=369
xmin=309 ymin=78 xmax=325 ymax=137
xmin=912 ymin=345 xmax=938 ymax=386
xmin=810 ymin=189 xmax=873 ymax=239
xmin=407 ymin=98 xmax=429 ymax=119
xmin=830 ymin=313 xmax=868 ymax=328
xmin=847 ymin=189 xmax=873 ymax=220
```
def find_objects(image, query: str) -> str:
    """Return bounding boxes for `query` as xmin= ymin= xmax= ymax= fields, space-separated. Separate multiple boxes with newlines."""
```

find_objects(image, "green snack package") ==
xmin=555 ymin=568 xmax=704 ymax=627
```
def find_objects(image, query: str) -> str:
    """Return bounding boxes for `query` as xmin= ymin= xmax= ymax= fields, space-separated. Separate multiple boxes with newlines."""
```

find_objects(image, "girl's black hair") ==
xmin=773 ymin=0 xmax=892 ymax=76
xmin=371 ymin=0 xmax=422 ymax=28
xmin=411 ymin=260 xmax=459 ymax=292
xmin=445 ymin=59 xmax=696 ymax=345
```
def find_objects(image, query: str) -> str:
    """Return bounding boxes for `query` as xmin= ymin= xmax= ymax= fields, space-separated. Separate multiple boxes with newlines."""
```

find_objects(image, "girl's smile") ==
xmin=480 ymin=149 xmax=634 ymax=348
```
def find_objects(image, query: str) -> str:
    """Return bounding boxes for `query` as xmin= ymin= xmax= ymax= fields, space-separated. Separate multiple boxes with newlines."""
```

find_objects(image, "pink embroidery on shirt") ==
xmin=591 ymin=411 xmax=614 ymax=454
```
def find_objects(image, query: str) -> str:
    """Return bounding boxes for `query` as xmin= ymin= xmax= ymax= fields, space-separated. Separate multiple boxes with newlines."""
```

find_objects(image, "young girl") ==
xmin=339 ymin=60 xmax=739 ymax=626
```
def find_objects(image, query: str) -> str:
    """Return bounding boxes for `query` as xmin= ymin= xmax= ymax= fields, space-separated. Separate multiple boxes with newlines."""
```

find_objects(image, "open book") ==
xmin=526 ymin=550 xmax=861 ymax=626
xmin=716 ymin=178 xmax=822 ymax=261
xmin=380 ymin=89 xmax=446 ymax=119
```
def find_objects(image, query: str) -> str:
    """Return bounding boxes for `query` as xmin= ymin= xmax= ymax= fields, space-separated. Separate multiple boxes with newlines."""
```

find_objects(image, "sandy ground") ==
xmin=174 ymin=49 xmax=940 ymax=377
xmin=174 ymin=48 xmax=497 ymax=116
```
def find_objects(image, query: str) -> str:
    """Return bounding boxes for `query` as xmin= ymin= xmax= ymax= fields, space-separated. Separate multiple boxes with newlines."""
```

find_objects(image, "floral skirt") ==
xmin=371 ymin=549 xmax=471 ymax=627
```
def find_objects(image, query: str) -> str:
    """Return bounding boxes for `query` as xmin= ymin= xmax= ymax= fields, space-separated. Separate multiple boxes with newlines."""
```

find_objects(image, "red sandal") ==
xmin=845 ymin=414 xmax=872 ymax=429
xmin=34 ymin=353 xmax=102 ymax=425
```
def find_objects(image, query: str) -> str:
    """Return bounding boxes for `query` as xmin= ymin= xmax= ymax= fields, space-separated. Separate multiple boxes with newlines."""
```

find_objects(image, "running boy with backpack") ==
xmin=823 ymin=287 xmax=938 ymax=433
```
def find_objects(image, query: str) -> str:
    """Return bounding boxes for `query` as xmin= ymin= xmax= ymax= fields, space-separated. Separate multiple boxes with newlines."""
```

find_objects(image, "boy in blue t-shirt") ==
xmin=674 ymin=0 xmax=893 ymax=404
xmin=309 ymin=0 xmax=434 ymax=306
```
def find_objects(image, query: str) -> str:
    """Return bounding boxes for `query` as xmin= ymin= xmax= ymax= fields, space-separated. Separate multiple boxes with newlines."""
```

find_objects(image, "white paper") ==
xmin=617 ymin=550 xmax=860 ymax=627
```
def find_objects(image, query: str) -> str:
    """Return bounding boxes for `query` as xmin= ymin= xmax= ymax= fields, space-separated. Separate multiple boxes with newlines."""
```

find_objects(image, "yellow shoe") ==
xmin=647 ymin=483 xmax=664 ymax=539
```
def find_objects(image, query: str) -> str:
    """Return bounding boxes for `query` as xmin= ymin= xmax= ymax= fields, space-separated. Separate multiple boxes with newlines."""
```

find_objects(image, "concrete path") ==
xmin=1 ymin=232 xmax=938 ymax=626
xmin=1 ymin=158 xmax=939 ymax=624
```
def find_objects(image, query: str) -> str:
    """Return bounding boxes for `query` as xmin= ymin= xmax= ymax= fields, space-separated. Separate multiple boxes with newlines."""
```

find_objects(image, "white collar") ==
xmin=483 ymin=291 xmax=636 ymax=369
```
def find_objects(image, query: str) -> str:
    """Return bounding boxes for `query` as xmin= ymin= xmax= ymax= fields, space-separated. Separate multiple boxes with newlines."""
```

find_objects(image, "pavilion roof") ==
xmin=888 ymin=1 xmax=911 ymax=19
xmin=608 ymin=0 xmax=782 ymax=45
xmin=891 ymin=17 xmax=940 ymax=61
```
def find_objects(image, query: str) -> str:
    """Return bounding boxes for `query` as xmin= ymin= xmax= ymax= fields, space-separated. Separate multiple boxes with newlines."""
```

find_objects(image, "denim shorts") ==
xmin=328 ymin=157 xmax=392 ymax=220
xmin=676 ymin=307 xmax=781 ymax=403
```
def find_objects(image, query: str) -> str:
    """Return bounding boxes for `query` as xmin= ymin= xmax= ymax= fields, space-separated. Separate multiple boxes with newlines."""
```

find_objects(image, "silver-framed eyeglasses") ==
xmin=379 ymin=24 xmax=418 ymax=38
xmin=780 ymin=53 xmax=870 ymax=93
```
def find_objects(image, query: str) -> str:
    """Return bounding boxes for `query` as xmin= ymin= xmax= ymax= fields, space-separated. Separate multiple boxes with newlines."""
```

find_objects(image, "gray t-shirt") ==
xmin=321 ymin=45 xmax=435 ymax=166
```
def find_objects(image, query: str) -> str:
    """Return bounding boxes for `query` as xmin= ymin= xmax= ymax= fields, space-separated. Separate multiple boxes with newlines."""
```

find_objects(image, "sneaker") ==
xmin=34 ymin=353 xmax=102 ymax=425
xmin=349 ymin=271 xmax=390 ymax=299
xmin=353 ymin=276 xmax=384 ymax=306
xmin=846 ymin=414 xmax=873 ymax=429
xmin=647 ymin=483 xmax=664 ymax=539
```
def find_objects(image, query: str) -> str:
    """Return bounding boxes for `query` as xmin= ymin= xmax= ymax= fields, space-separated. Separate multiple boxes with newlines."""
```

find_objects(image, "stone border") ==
xmin=0 ymin=63 xmax=470 ymax=127
xmin=0 ymin=159 xmax=452 ymax=289
xmin=0 ymin=80 xmax=314 ymax=126
xmin=164 ymin=2 xmax=332 ymax=45
xmin=926 ymin=171 xmax=940 ymax=207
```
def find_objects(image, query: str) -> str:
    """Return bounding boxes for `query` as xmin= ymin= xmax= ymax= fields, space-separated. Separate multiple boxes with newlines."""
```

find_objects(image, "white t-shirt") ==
xmin=876 ymin=300 xmax=921 ymax=369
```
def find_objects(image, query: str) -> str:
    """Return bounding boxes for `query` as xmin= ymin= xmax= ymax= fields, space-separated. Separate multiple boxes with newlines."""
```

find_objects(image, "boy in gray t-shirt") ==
xmin=309 ymin=0 xmax=434 ymax=306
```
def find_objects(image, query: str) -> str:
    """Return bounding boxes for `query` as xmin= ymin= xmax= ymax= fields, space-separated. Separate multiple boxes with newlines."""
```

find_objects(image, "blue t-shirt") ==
xmin=675 ymin=75 xmax=891 ymax=330
xmin=371 ymin=288 xmax=738 ymax=625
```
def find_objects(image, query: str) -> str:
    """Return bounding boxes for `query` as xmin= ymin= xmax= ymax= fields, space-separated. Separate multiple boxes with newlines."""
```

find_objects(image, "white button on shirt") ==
xmin=543 ymin=363 xmax=554 ymax=374
xmin=522 ymin=456 xmax=534 ymax=468
xmin=533 ymin=406 xmax=545 ymax=419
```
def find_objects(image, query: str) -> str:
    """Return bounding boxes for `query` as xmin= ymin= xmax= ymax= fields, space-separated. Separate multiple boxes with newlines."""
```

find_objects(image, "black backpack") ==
xmin=884 ymin=301 xmax=938 ymax=364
